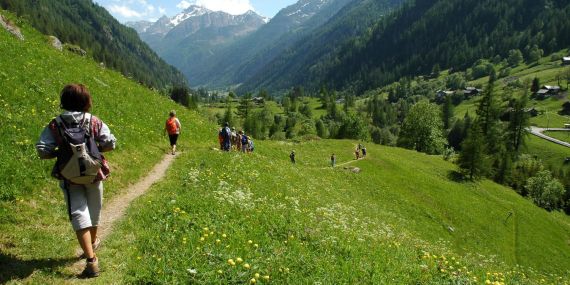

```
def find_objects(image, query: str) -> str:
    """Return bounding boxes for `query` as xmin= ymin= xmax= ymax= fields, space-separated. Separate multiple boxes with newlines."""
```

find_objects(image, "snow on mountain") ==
xmin=171 ymin=5 xmax=211 ymax=26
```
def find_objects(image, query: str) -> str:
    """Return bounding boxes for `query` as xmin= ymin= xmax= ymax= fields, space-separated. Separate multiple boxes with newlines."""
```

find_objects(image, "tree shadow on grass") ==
xmin=447 ymin=170 xmax=467 ymax=183
xmin=0 ymin=251 xmax=75 ymax=283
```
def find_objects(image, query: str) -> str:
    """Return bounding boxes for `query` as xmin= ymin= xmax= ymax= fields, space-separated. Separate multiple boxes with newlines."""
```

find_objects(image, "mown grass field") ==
xmin=1 ymin=10 xmax=570 ymax=285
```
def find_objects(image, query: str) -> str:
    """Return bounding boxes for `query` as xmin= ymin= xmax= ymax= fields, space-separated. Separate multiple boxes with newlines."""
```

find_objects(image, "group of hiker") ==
xmin=290 ymin=144 xmax=367 ymax=167
xmin=355 ymin=143 xmax=367 ymax=160
xmin=217 ymin=122 xmax=254 ymax=153
xmin=34 ymin=83 xmax=368 ymax=279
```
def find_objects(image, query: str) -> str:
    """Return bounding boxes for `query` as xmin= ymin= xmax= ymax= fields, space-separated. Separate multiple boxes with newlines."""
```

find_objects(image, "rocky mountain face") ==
xmin=126 ymin=6 xmax=267 ymax=86
xmin=187 ymin=0 xmax=357 ymax=87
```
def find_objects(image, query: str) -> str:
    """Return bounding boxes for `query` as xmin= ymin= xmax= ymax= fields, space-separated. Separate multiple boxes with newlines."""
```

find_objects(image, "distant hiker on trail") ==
xmin=290 ymin=150 xmax=296 ymax=164
xmin=221 ymin=122 xmax=232 ymax=151
xmin=36 ymin=84 xmax=116 ymax=278
xmin=236 ymin=130 xmax=243 ymax=151
xmin=231 ymin=127 xmax=238 ymax=151
xmin=361 ymin=145 xmax=367 ymax=157
xmin=355 ymin=146 xmax=360 ymax=160
xmin=248 ymin=138 xmax=255 ymax=153
xmin=331 ymin=153 xmax=336 ymax=167
xmin=164 ymin=110 xmax=181 ymax=155
xmin=218 ymin=128 xmax=223 ymax=150
xmin=241 ymin=131 xmax=249 ymax=153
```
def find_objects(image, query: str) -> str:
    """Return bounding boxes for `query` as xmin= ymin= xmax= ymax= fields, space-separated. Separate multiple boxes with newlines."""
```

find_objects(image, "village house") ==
xmin=463 ymin=87 xmax=483 ymax=97
xmin=541 ymin=85 xmax=561 ymax=95
xmin=536 ymin=85 xmax=561 ymax=99
xmin=436 ymin=90 xmax=454 ymax=99
xmin=562 ymin=56 xmax=570 ymax=65
xmin=252 ymin=97 xmax=265 ymax=104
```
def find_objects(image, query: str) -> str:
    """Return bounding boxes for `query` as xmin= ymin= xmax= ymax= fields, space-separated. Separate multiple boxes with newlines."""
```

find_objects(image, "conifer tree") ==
xmin=457 ymin=124 xmax=489 ymax=180
xmin=442 ymin=95 xmax=454 ymax=130
xmin=530 ymin=77 xmax=540 ymax=93
xmin=506 ymin=91 xmax=530 ymax=154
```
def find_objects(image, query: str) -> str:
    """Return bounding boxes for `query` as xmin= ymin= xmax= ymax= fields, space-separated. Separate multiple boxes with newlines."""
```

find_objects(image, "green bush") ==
xmin=526 ymin=170 xmax=566 ymax=211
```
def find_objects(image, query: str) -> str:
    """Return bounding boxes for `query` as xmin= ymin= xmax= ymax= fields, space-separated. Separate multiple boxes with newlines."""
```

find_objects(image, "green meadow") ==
xmin=1 ymin=10 xmax=570 ymax=285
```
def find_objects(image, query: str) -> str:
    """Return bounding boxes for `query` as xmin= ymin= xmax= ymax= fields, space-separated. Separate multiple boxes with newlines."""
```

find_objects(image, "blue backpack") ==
xmin=241 ymin=135 xmax=249 ymax=144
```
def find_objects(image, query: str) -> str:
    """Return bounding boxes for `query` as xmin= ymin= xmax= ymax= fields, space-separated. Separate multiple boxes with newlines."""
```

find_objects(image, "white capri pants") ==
xmin=60 ymin=181 xmax=103 ymax=231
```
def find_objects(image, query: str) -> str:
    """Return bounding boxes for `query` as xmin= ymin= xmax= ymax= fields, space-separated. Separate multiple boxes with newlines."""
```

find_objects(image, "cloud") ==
xmin=159 ymin=6 xmax=166 ymax=15
xmin=177 ymin=0 xmax=192 ymax=9
xmin=107 ymin=4 xmax=143 ymax=18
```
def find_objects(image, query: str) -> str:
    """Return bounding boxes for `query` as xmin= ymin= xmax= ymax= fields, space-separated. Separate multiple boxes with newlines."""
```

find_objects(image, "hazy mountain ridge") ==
xmin=187 ymin=0 xmax=358 ymax=87
xmin=238 ymin=0 xmax=405 ymax=92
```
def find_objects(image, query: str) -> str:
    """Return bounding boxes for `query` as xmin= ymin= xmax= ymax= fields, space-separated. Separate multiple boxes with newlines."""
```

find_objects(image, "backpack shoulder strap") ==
xmin=49 ymin=117 xmax=64 ymax=145
xmin=89 ymin=115 xmax=102 ymax=137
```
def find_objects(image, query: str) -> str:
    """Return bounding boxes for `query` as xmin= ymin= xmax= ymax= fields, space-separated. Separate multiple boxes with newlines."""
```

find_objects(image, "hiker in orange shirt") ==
xmin=165 ymin=110 xmax=181 ymax=155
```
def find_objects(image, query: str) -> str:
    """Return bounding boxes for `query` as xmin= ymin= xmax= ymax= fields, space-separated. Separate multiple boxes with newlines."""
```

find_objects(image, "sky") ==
xmin=94 ymin=0 xmax=298 ymax=23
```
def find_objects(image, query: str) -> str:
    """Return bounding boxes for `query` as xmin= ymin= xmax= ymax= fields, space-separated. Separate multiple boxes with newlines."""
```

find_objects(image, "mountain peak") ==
xmin=171 ymin=5 xmax=212 ymax=26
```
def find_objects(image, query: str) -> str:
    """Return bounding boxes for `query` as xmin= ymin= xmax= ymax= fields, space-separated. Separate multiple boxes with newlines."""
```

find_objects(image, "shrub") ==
xmin=526 ymin=170 xmax=566 ymax=211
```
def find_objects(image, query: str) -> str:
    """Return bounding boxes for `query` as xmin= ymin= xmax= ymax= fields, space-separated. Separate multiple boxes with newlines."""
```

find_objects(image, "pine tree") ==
xmin=442 ymin=95 xmax=454 ymax=130
xmin=531 ymin=77 xmax=540 ymax=93
xmin=457 ymin=124 xmax=490 ymax=180
xmin=223 ymin=99 xmax=234 ymax=127
xmin=506 ymin=91 xmax=530 ymax=154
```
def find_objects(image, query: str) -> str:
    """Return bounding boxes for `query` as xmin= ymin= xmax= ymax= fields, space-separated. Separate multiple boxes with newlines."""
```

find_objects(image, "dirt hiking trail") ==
xmin=70 ymin=153 xmax=177 ymax=273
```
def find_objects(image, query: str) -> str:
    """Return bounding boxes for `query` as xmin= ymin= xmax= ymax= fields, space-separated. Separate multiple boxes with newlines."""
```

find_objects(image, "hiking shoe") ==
xmin=80 ymin=257 xmax=99 ymax=278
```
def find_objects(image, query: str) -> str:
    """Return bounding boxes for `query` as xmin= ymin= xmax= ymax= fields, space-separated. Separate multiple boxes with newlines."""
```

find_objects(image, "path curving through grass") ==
xmin=69 ymin=153 xmax=179 ymax=274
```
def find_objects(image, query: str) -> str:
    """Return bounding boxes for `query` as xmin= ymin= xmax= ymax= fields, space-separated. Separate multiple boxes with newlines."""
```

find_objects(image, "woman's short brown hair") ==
xmin=60 ymin=84 xmax=92 ymax=112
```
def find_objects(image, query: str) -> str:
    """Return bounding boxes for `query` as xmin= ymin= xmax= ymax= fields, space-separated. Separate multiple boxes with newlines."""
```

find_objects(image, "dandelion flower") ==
xmin=254 ymin=273 xmax=260 ymax=279
xmin=222 ymin=234 xmax=227 ymax=238
xmin=250 ymin=278 xmax=256 ymax=284
xmin=248 ymin=240 xmax=253 ymax=244
xmin=236 ymin=257 xmax=243 ymax=263
xmin=217 ymin=270 xmax=223 ymax=274
xmin=216 ymin=239 xmax=221 ymax=244
xmin=263 ymin=275 xmax=270 ymax=280
xmin=254 ymin=244 xmax=259 ymax=248
xmin=243 ymin=263 xmax=251 ymax=269
xmin=228 ymin=259 xmax=236 ymax=266
xmin=203 ymin=227 xmax=209 ymax=232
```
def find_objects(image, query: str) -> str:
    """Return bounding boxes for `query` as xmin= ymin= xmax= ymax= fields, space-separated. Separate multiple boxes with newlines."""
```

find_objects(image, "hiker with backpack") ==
xmin=221 ymin=122 xmax=232 ymax=151
xmin=241 ymin=131 xmax=249 ymax=153
xmin=290 ymin=150 xmax=296 ymax=164
xmin=36 ymin=84 xmax=116 ymax=278
xmin=355 ymin=145 xmax=360 ymax=160
xmin=236 ymin=130 xmax=243 ymax=152
xmin=248 ymin=138 xmax=255 ymax=153
xmin=231 ymin=127 xmax=238 ymax=151
xmin=331 ymin=153 xmax=336 ymax=167
xmin=218 ymin=128 xmax=223 ymax=150
xmin=361 ymin=145 xmax=367 ymax=157
xmin=164 ymin=110 xmax=181 ymax=155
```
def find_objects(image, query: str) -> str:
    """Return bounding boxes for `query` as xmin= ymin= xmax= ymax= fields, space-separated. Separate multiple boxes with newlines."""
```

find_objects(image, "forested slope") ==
xmin=0 ymin=0 xmax=188 ymax=89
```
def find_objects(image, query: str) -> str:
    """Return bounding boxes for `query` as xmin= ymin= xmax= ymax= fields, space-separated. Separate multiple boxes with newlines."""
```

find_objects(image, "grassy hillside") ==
xmin=1 ymin=10 xmax=570 ymax=285
xmin=96 ymin=140 xmax=570 ymax=284
xmin=0 ymin=10 xmax=210 ymax=282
